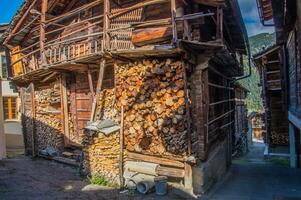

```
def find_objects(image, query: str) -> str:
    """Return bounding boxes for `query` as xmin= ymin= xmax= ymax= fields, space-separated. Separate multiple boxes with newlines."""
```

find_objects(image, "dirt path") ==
xmin=0 ymin=156 xmax=184 ymax=200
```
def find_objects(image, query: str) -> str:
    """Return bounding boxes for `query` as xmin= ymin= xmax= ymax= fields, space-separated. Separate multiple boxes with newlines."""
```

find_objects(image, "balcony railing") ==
xmin=11 ymin=0 xmax=226 ymax=78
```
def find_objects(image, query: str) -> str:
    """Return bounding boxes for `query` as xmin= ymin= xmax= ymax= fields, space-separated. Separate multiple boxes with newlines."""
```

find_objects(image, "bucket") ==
xmin=155 ymin=176 xmax=168 ymax=196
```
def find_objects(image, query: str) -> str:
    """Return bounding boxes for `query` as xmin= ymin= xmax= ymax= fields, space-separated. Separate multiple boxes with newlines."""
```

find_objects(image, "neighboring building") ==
xmin=1 ymin=0 xmax=248 ymax=195
xmin=0 ymin=24 xmax=23 ymax=157
xmin=233 ymin=83 xmax=249 ymax=156
xmin=253 ymin=45 xmax=289 ymax=155
xmin=256 ymin=0 xmax=301 ymax=167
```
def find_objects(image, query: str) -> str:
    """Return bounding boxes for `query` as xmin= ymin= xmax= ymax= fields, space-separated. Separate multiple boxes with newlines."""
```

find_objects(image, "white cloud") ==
xmin=238 ymin=0 xmax=275 ymax=36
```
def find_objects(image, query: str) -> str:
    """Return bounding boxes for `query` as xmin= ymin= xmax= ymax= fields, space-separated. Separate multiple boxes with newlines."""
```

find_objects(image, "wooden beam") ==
xmin=119 ymin=105 xmax=125 ymax=187
xmin=30 ymin=83 xmax=36 ymax=157
xmin=182 ymin=61 xmax=192 ymax=155
xmin=171 ymin=0 xmax=178 ymax=43
xmin=184 ymin=163 xmax=193 ymax=192
xmin=60 ymin=74 xmax=70 ymax=146
xmin=132 ymin=26 xmax=173 ymax=47
xmin=216 ymin=6 xmax=223 ymax=41
xmin=40 ymin=0 xmax=48 ymax=65
xmin=103 ymin=0 xmax=110 ymax=50
xmin=90 ymin=59 xmax=105 ymax=121
xmin=4 ymin=0 xmax=39 ymax=45
xmin=126 ymin=151 xmax=185 ymax=168
xmin=87 ymin=69 xmax=95 ymax=96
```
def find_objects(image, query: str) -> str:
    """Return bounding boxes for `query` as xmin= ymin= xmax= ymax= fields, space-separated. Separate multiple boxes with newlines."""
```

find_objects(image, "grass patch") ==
xmin=88 ymin=175 xmax=119 ymax=188
xmin=270 ymin=159 xmax=290 ymax=166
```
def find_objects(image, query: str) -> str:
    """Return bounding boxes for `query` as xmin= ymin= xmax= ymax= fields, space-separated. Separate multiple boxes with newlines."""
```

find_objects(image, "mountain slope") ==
xmin=239 ymin=32 xmax=276 ymax=112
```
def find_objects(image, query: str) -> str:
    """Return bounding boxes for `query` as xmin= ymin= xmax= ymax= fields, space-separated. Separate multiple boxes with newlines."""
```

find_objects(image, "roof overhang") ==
xmin=256 ymin=0 xmax=274 ymax=26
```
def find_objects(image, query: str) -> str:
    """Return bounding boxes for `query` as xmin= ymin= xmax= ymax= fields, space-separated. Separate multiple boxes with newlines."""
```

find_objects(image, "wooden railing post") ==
xmin=40 ymin=0 xmax=48 ymax=65
xmin=171 ymin=0 xmax=178 ymax=43
xmin=103 ymin=0 xmax=110 ymax=51
xmin=216 ymin=6 xmax=223 ymax=43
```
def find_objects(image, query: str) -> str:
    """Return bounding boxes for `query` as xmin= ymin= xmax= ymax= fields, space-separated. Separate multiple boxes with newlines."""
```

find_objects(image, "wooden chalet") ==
xmin=256 ymin=0 xmax=301 ymax=168
xmin=1 ymin=0 xmax=248 ymax=195
xmin=253 ymin=45 xmax=289 ymax=149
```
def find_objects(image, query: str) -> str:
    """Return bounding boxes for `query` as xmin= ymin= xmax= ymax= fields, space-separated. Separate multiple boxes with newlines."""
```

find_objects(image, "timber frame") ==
xmin=2 ymin=0 xmax=249 ymax=194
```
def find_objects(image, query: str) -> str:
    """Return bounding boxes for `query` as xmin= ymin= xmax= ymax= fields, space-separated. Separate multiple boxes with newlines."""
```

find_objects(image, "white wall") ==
xmin=2 ymin=80 xmax=18 ymax=97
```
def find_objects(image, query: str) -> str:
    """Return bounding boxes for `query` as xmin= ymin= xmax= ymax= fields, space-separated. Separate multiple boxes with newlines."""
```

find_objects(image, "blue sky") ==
xmin=237 ymin=0 xmax=274 ymax=36
xmin=0 ymin=0 xmax=274 ymax=36
xmin=0 ymin=0 xmax=23 ymax=24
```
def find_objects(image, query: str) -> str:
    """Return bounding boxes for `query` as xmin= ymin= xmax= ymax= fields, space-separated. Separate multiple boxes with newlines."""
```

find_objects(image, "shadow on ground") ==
xmin=201 ymin=142 xmax=301 ymax=200
xmin=0 ymin=156 xmax=190 ymax=200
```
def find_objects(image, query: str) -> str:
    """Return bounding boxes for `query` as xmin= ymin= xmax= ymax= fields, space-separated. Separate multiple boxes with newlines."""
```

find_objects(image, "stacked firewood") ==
xmin=82 ymin=131 xmax=120 ymax=184
xmin=115 ymin=59 xmax=188 ymax=156
xmin=35 ymin=84 xmax=64 ymax=152
xmin=96 ymin=89 xmax=119 ymax=122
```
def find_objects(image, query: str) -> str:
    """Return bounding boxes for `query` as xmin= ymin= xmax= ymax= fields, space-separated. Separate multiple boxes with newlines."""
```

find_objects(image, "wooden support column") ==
xmin=87 ymin=69 xmax=95 ymax=96
xmin=60 ymin=74 xmax=70 ymax=146
xmin=182 ymin=61 xmax=192 ymax=155
xmin=289 ymin=123 xmax=297 ymax=168
xmin=103 ymin=0 xmax=110 ymax=51
xmin=40 ymin=0 xmax=48 ymax=65
xmin=30 ymin=83 xmax=36 ymax=157
xmin=90 ymin=59 xmax=106 ymax=121
xmin=216 ymin=7 xmax=223 ymax=42
xmin=184 ymin=162 xmax=193 ymax=193
xmin=171 ymin=0 xmax=178 ymax=43
xmin=0 ymin=79 xmax=6 ymax=159
xmin=119 ymin=105 xmax=125 ymax=187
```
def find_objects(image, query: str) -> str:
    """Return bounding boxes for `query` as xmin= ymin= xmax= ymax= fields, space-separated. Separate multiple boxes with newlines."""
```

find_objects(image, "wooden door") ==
xmin=69 ymin=73 xmax=93 ymax=146
xmin=21 ymin=84 xmax=36 ymax=156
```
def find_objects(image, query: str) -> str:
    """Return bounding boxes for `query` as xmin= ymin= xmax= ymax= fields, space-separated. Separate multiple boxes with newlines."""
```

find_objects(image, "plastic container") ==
xmin=154 ymin=176 xmax=168 ymax=196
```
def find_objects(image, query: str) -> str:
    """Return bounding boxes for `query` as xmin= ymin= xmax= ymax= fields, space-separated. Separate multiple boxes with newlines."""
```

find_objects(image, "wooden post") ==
xmin=87 ymin=69 xmax=95 ymax=96
xmin=30 ymin=83 xmax=36 ymax=157
xmin=103 ymin=0 xmax=110 ymax=51
xmin=60 ymin=74 xmax=70 ymax=146
xmin=0 ymin=79 xmax=6 ymax=159
xmin=40 ymin=0 xmax=48 ymax=65
xmin=119 ymin=105 xmax=125 ymax=187
xmin=216 ymin=7 xmax=223 ymax=42
xmin=182 ymin=61 xmax=192 ymax=155
xmin=184 ymin=162 xmax=193 ymax=193
xmin=90 ymin=59 xmax=105 ymax=121
xmin=171 ymin=0 xmax=178 ymax=43
xmin=289 ymin=123 xmax=297 ymax=168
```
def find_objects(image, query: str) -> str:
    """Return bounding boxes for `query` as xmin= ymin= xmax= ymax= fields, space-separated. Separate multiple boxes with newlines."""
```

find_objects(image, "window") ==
xmin=3 ymin=97 xmax=18 ymax=120
xmin=1 ymin=55 xmax=8 ymax=78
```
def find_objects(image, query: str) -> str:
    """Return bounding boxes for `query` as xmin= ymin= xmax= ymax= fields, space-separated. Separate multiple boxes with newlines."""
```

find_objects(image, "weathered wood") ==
xmin=156 ymin=166 xmax=185 ymax=178
xmin=4 ymin=0 xmax=39 ymax=45
xmin=184 ymin=162 xmax=193 ymax=190
xmin=119 ymin=105 xmax=125 ymax=187
xmin=30 ymin=83 xmax=36 ymax=157
xmin=87 ymin=69 xmax=95 ymax=96
xmin=103 ymin=0 xmax=110 ymax=50
xmin=170 ymin=0 xmax=177 ymax=42
xmin=182 ymin=61 xmax=192 ymax=155
xmin=60 ymin=74 xmax=70 ymax=146
xmin=90 ymin=59 xmax=105 ymax=121
xmin=126 ymin=151 xmax=185 ymax=168
xmin=40 ymin=0 xmax=48 ymax=65
xmin=132 ymin=26 xmax=173 ymax=47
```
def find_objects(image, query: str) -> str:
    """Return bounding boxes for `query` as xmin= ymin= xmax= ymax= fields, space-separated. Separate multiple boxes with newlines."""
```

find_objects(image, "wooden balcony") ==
xmin=8 ymin=0 xmax=245 ymax=82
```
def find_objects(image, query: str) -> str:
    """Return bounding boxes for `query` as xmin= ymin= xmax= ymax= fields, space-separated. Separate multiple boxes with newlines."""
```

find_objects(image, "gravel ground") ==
xmin=0 ymin=156 xmax=189 ymax=200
